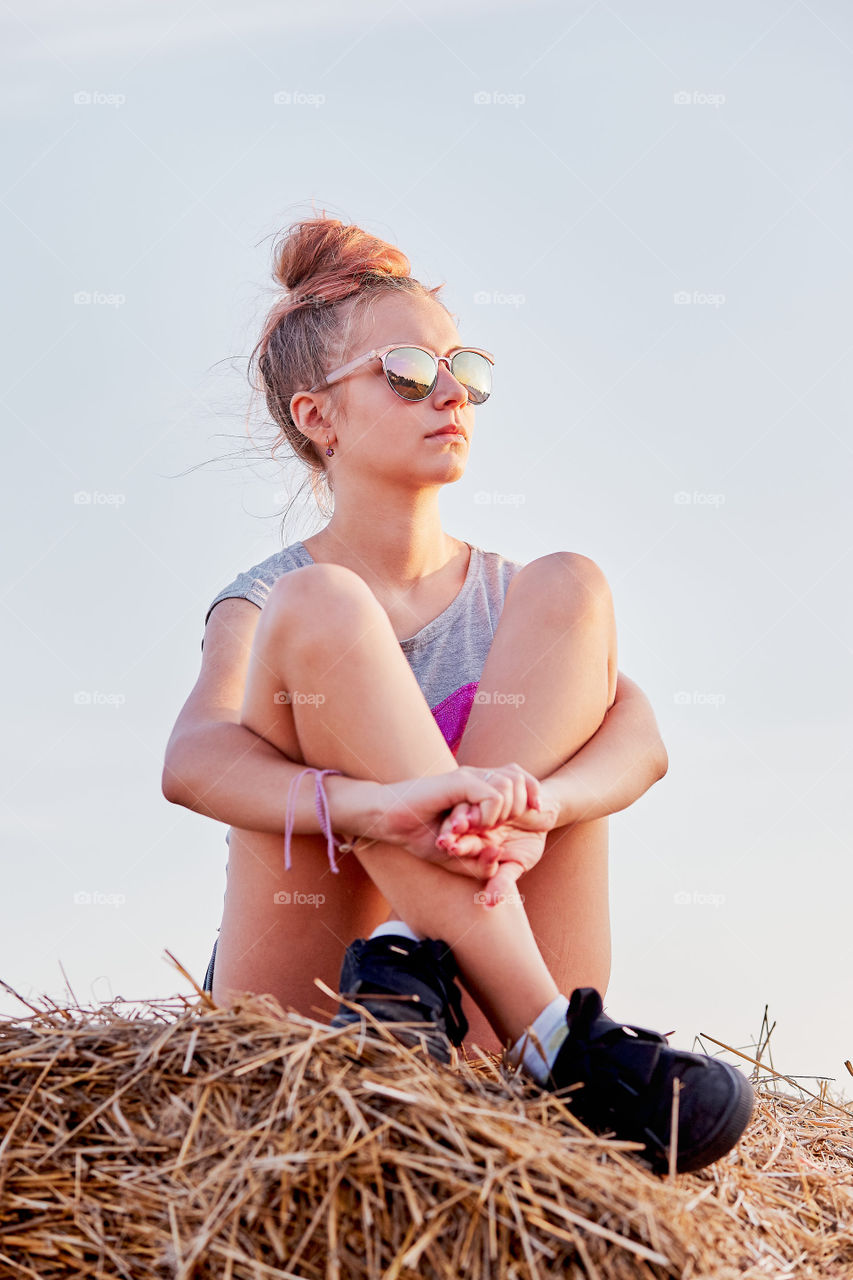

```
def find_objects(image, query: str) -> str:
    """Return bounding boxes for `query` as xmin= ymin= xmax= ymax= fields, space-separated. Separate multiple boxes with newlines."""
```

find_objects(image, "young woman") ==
xmin=162 ymin=215 xmax=753 ymax=1173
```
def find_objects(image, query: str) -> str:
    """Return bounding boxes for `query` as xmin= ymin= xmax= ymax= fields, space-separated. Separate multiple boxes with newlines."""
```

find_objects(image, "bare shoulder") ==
xmin=202 ymin=596 xmax=262 ymax=657
xmin=174 ymin=598 xmax=262 ymax=734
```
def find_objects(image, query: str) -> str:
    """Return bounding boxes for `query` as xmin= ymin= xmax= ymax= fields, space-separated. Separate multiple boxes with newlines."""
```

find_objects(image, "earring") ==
xmin=325 ymin=436 xmax=334 ymax=457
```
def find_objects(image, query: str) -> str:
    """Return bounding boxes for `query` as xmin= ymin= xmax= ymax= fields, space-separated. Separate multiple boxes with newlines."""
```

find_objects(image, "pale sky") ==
xmin=2 ymin=0 xmax=851 ymax=1100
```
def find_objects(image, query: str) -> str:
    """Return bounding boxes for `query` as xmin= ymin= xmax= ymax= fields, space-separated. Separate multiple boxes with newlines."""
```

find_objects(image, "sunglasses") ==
xmin=307 ymin=344 xmax=494 ymax=404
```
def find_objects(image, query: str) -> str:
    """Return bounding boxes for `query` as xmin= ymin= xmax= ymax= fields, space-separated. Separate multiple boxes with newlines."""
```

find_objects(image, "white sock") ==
xmin=368 ymin=919 xmax=423 ymax=943
xmin=508 ymin=994 xmax=571 ymax=1084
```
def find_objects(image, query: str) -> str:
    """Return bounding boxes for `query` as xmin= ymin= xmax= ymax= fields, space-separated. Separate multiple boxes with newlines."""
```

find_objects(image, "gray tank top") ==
xmin=203 ymin=539 xmax=525 ymax=757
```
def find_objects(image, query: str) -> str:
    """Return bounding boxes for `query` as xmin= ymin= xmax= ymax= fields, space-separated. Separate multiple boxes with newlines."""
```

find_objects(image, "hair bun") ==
xmin=272 ymin=216 xmax=413 ymax=307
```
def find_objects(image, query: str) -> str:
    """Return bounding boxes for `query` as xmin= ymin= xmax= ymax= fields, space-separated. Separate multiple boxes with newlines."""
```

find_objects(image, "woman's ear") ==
xmin=289 ymin=390 xmax=329 ymax=449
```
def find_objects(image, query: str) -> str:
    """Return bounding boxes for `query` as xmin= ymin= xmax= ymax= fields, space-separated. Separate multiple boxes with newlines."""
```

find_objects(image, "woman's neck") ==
xmin=301 ymin=518 xmax=465 ymax=591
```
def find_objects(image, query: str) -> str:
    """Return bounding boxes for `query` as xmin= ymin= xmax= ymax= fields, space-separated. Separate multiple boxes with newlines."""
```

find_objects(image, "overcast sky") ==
xmin=2 ymin=0 xmax=851 ymax=1100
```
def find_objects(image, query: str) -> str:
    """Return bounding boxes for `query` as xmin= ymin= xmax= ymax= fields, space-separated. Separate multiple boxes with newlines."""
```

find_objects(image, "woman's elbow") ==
xmin=161 ymin=763 xmax=186 ymax=806
xmin=161 ymin=745 xmax=193 ymax=807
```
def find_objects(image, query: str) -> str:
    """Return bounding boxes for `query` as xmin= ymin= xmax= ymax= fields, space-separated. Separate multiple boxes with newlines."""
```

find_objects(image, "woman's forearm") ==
xmin=161 ymin=721 xmax=382 ymax=839
xmin=541 ymin=673 xmax=669 ymax=826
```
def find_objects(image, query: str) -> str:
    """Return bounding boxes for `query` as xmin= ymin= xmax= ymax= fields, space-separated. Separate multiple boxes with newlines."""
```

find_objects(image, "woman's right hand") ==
xmin=358 ymin=766 xmax=550 ymax=878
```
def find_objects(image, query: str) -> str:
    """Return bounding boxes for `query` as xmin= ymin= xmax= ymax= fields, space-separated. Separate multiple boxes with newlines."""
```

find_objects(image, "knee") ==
xmin=265 ymin=563 xmax=381 ymax=638
xmin=507 ymin=552 xmax=614 ymax=624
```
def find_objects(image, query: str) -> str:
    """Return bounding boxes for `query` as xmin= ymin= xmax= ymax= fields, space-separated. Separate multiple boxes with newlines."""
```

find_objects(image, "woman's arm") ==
xmin=538 ymin=670 xmax=668 ymax=827
xmin=164 ymin=599 xmax=539 ymax=864
xmin=162 ymin=597 xmax=384 ymax=840
xmin=163 ymin=718 xmax=383 ymax=838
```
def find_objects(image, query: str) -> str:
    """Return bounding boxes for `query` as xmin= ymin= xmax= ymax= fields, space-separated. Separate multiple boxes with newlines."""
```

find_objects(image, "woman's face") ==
xmin=326 ymin=291 xmax=477 ymax=489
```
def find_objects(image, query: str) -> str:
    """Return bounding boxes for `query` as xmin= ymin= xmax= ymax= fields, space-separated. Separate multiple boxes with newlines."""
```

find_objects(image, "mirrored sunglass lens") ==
xmin=384 ymin=348 xmax=436 ymax=400
xmin=451 ymin=351 xmax=492 ymax=404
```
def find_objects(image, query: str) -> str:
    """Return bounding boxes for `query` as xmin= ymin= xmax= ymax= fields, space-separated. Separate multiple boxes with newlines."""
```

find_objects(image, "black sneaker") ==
xmin=540 ymin=988 xmax=755 ymax=1174
xmin=328 ymin=935 xmax=469 ymax=1065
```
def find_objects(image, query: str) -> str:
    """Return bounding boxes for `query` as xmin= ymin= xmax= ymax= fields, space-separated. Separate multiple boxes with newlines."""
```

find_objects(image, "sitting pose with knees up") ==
xmin=162 ymin=213 xmax=754 ymax=1175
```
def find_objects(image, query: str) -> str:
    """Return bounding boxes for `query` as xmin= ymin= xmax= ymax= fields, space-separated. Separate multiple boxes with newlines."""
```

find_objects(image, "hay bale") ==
xmin=1 ymin=964 xmax=851 ymax=1279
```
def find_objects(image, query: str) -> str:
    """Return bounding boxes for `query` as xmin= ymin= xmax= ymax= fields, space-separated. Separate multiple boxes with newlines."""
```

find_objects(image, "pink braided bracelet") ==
xmin=283 ymin=767 xmax=377 ymax=874
xmin=283 ymin=768 xmax=342 ymax=874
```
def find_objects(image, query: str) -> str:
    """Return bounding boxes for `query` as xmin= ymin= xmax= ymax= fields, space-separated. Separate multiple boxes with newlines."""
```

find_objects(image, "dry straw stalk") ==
xmin=0 ymin=962 xmax=851 ymax=1279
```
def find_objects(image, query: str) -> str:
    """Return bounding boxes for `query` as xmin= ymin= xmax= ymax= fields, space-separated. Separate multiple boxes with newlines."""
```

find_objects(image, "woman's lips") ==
xmin=427 ymin=426 xmax=467 ymax=440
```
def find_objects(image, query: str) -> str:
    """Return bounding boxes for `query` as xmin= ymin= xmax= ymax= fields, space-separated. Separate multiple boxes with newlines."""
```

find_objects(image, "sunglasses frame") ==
xmin=307 ymin=344 xmax=495 ymax=402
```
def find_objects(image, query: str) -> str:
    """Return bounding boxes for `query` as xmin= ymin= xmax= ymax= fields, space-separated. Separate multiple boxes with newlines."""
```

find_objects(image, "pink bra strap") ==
xmin=284 ymin=767 xmax=344 ymax=875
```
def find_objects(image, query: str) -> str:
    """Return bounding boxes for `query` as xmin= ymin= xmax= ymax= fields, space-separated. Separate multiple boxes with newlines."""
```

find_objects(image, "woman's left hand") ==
xmin=435 ymin=777 xmax=562 ymax=906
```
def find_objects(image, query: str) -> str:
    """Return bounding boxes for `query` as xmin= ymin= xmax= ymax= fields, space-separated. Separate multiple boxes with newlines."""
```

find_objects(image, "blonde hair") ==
xmin=248 ymin=214 xmax=449 ymax=522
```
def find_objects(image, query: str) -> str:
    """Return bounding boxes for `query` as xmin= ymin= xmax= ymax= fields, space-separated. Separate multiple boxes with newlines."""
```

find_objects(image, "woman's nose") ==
xmin=434 ymin=358 xmax=468 ymax=403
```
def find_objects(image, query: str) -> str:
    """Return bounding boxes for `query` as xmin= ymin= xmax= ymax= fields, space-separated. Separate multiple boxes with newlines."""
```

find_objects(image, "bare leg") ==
xmin=451 ymin=554 xmax=615 ymax=1050
xmin=214 ymin=554 xmax=613 ymax=1054
xmin=215 ymin=564 xmax=555 ymax=1047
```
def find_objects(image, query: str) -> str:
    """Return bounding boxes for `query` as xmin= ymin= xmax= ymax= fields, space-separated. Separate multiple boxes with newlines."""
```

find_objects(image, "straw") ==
xmin=0 ymin=965 xmax=850 ymax=1279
